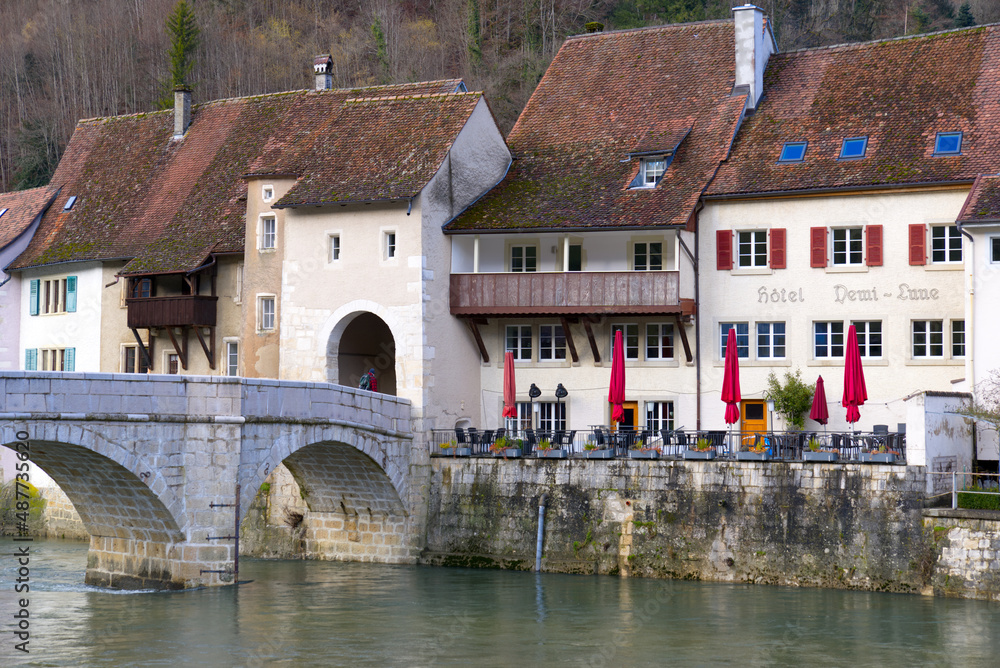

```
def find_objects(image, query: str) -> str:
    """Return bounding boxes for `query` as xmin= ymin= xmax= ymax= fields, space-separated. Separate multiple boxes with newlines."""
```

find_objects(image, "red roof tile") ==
xmin=957 ymin=173 xmax=1000 ymax=224
xmin=0 ymin=186 xmax=56 ymax=251
xmin=445 ymin=21 xmax=745 ymax=233
xmin=10 ymin=80 xmax=474 ymax=275
xmin=708 ymin=26 xmax=1000 ymax=196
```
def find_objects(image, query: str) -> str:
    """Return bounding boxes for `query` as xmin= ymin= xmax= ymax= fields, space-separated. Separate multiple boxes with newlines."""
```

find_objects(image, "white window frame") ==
xmin=262 ymin=184 xmax=274 ymax=202
xmin=737 ymin=230 xmax=768 ymax=268
xmin=611 ymin=323 xmax=640 ymax=361
xmin=42 ymin=278 xmax=67 ymax=314
xmin=329 ymin=233 xmax=341 ymax=263
xmin=39 ymin=348 xmax=68 ymax=371
xmin=510 ymin=245 xmax=537 ymax=272
xmin=121 ymin=343 xmax=149 ymax=374
xmin=831 ymin=227 xmax=863 ymax=266
xmin=633 ymin=241 xmax=663 ymax=271
xmin=538 ymin=324 xmax=566 ymax=361
xmin=645 ymin=323 xmax=674 ymax=360
xmin=511 ymin=402 xmax=533 ymax=432
xmin=719 ymin=322 xmax=749 ymax=359
xmin=952 ymin=320 xmax=966 ymax=359
xmin=224 ymin=339 xmax=239 ymax=376
xmin=638 ymin=158 xmax=667 ymax=188
xmin=930 ymin=225 xmax=963 ymax=264
xmin=166 ymin=352 xmax=180 ymax=375
xmin=384 ymin=231 xmax=396 ymax=260
xmin=258 ymin=295 xmax=276 ymax=332
xmin=505 ymin=325 xmax=532 ymax=361
xmin=852 ymin=320 xmax=882 ymax=358
xmin=259 ymin=215 xmax=277 ymax=251
xmin=990 ymin=237 xmax=1000 ymax=264
xmin=645 ymin=401 xmax=675 ymax=432
xmin=814 ymin=321 xmax=845 ymax=359
xmin=234 ymin=262 xmax=243 ymax=304
xmin=912 ymin=320 xmax=944 ymax=359
xmin=538 ymin=402 xmax=567 ymax=432
xmin=756 ymin=322 xmax=786 ymax=359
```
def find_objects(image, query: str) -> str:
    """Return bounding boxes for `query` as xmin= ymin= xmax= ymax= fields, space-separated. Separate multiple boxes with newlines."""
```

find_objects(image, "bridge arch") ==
xmin=322 ymin=300 xmax=402 ymax=395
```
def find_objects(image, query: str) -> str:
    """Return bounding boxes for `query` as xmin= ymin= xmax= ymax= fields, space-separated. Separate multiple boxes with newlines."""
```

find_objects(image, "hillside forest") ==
xmin=1 ymin=0 xmax=996 ymax=193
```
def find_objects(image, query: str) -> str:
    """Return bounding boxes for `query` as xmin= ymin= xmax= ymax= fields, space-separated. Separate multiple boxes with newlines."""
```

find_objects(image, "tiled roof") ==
xmin=708 ymin=26 xmax=1000 ymax=196
xmin=0 ymin=186 xmax=56 ymax=251
xmin=957 ymin=173 xmax=1000 ymax=224
xmin=10 ymin=79 xmax=474 ymax=275
xmin=445 ymin=21 xmax=746 ymax=233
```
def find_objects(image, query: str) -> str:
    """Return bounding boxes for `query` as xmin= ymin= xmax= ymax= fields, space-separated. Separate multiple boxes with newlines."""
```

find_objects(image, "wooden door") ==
xmin=617 ymin=401 xmax=638 ymax=429
xmin=741 ymin=400 xmax=767 ymax=446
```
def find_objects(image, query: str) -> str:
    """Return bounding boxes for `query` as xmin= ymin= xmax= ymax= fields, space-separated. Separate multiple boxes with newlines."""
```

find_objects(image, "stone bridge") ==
xmin=0 ymin=372 xmax=423 ymax=589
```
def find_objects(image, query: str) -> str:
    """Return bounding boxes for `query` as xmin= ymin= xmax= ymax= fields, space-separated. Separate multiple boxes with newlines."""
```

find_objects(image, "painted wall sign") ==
xmin=833 ymin=283 xmax=939 ymax=304
xmin=757 ymin=287 xmax=805 ymax=303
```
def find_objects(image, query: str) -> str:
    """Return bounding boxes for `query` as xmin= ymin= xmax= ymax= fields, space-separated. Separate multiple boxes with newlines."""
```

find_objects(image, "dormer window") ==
xmin=640 ymin=158 xmax=667 ymax=187
xmin=627 ymin=127 xmax=689 ymax=190
xmin=934 ymin=132 xmax=963 ymax=156
xmin=778 ymin=141 xmax=807 ymax=163
xmin=839 ymin=137 xmax=868 ymax=160
xmin=63 ymin=195 xmax=78 ymax=211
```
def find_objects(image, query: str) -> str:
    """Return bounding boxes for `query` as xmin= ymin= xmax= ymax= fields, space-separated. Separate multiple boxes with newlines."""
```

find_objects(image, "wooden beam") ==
xmin=559 ymin=317 xmax=579 ymax=363
xmin=583 ymin=319 xmax=601 ymax=364
xmin=674 ymin=315 xmax=693 ymax=363
xmin=131 ymin=328 xmax=154 ymax=371
xmin=465 ymin=319 xmax=489 ymax=364
xmin=166 ymin=327 xmax=188 ymax=370
xmin=194 ymin=327 xmax=216 ymax=370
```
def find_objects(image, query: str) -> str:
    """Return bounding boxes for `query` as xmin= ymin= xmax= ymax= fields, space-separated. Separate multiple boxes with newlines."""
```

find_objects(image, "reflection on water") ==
xmin=2 ymin=539 xmax=999 ymax=666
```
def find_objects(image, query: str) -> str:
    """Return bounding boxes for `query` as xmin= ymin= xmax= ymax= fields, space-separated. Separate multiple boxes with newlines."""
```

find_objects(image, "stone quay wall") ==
xmin=422 ymin=458 xmax=933 ymax=593
xmin=923 ymin=509 xmax=1000 ymax=601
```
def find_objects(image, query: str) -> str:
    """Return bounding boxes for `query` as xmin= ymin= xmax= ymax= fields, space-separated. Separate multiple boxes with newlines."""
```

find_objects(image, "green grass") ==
xmin=957 ymin=485 xmax=1000 ymax=511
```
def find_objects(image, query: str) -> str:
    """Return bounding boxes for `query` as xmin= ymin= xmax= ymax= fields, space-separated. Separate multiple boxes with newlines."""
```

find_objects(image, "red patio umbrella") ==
xmin=842 ymin=325 xmax=868 ymax=426
xmin=502 ymin=351 xmax=517 ymax=419
xmin=810 ymin=375 xmax=829 ymax=426
xmin=608 ymin=329 xmax=626 ymax=424
xmin=721 ymin=328 xmax=742 ymax=426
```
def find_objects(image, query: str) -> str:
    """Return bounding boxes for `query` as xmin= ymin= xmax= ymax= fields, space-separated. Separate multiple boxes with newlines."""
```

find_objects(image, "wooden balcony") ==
xmin=450 ymin=271 xmax=691 ymax=316
xmin=126 ymin=295 xmax=218 ymax=329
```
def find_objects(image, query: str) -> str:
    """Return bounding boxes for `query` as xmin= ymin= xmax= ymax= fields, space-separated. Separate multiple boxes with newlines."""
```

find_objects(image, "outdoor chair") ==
xmin=595 ymin=429 xmax=607 ymax=447
xmin=467 ymin=427 xmax=480 ymax=452
xmin=454 ymin=427 xmax=467 ymax=444
xmin=564 ymin=430 xmax=577 ymax=451
xmin=674 ymin=430 xmax=688 ymax=449
xmin=525 ymin=429 xmax=538 ymax=456
xmin=873 ymin=424 xmax=889 ymax=434
xmin=480 ymin=430 xmax=495 ymax=451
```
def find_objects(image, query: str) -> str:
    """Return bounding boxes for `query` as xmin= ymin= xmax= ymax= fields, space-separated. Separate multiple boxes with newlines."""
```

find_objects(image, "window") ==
xmin=952 ymin=320 xmax=966 ymax=358
xmin=329 ymin=234 xmax=341 ymax=262
xmin=262 ymin=185 xmax=274 ymax=201
xmin=931 ymin=225 xmax=962 ymax=263
xmin=0 ymin=208 xmax=7 ymax=218
xmin=506 ymin=325 xmax=532 ymax=361
xmin=934 ymin=132 xmax=963 ymax=156
xmin=234 ymin=263 xmax=243 ymax=304
xmin=167 ymin=353 xmax=180 ymax=375
xmin=259 ymin=216 xmax=276 ymax=250
xmin=122 ymin=345 xmax=149 ymax=374
xmin=832 ymin=228 xmax=863 ymax=266
xmin=511 ymin=402 xmax=533 ymax=432
xmin=737 ymin=231 xmax=767 ymax=268
xmin=130 ymin=277 xmax=152 ymax=299
xmin=992 ymin=237 xmax=1000 ymax=263
xmin=814 ymin=322 xmax=844 ymax=358
xmin=645 ymin=401 xmax=675 ymax=432
xmin=63 ymin=195 xmax=77 ymax=211
xmin=839 ymin=136 xmax=868 ymax=159
xmin=226 ymin=341 xmax=239 ymax=376
xmin=27 ymin=348 xmax=75 ymax=371
xmin=384 ymin=232 xmax=396 ymax=259
xmin=539 ymin=325 xmax=566 ymax=361
xmin=634 ymin=242 xmax=662 ymax=271
xmin=778 ymin=141 xmax=807 ymax=162
xmin=511 ymin=246 xmax=536 ymax=272
xmin=568 ymin=244 xmax=582 ymax=271
xmin=720 ymin=322 xmax=749 ymax=359
xmin=29 ymin=277 xmax=77 ymax=315
xmin=258 ymin=296 xmax=276 ymax=331
xmin=852 ymin=321 xmax=882 ymax=358
xmin=640 ymin=158 xmax=667 ymax=187
xmin=912 ymin=320 xmax=944 ymax=358
xmin=611 ymin=323 xmax=640 ymax=360
xmin=538 ymin=402 xmax=567 ymax=432
xmin=646 ymin=323 xmax=674 ymax=360
xmin=756 ymin=322 xmax=786 ymax=358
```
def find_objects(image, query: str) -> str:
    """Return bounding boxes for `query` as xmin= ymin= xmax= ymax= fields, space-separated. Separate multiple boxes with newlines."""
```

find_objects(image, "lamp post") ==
xmin=528 ymin=383 xmax=541 ymax=431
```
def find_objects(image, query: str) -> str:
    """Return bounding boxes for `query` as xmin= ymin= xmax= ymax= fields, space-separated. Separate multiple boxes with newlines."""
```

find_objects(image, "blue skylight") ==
xmin=63 ymin=195 xmax=77 ymax=211
xmin=0 ymin=208 xmax=7 ymax=219
xmin=778 ymin=141 xmax=807 ymax=163
xmin=934 ymin=132 xmax=963 ymax=156
xmin=839 ymin=137 xmax=868 ymax=159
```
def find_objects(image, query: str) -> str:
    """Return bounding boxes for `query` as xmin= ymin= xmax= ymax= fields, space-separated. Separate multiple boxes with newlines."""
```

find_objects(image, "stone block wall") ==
xmin=423 ymin=459 xmax=931 ymax=593
xmin=924 ymin=510 xmax=1000 ymax=601
xmin=38 ymin=485 xmax=87 ymax=540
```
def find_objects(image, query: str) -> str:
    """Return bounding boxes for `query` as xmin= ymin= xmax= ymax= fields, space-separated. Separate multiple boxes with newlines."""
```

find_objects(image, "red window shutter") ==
xmin=810 ymin=227 xmax=827 ymax=268
xmin=909 ymin=224 xmax=926 ymax=265
xmin=866 ymin=225 xmax=883 ymax=266
xmin=769 ymin=228 xmax=786 ymax=269
xmin=716 ymin=230 xmax=732 ymax=270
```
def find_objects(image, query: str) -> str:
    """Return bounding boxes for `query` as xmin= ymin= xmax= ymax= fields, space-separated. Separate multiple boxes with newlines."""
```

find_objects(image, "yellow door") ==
xmin=741 ymin=400 xmax=767 ymax=447
xmin=614 ymin=402 xmax=639 ymax=429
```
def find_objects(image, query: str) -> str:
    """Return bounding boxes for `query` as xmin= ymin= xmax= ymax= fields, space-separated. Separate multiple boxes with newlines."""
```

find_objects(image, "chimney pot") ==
xmin=733 ymin=5 xmax=775 ymax=111
xmin=314 ymin=54 xmax=333 ymax=91
xmin=173 ymin=86 xmax=192 ymax=138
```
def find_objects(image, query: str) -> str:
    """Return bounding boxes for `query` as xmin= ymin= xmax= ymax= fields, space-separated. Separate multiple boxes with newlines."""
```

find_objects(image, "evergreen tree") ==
xmin=371 ymin=16 xmax=390 ymax=83
xmin=956 ymin=3 xmax=976 ymax=28
xmin=468 ymin=0 xmax=483 ymax=68
xmin=167 ymin=1 xmax=200 ymax=89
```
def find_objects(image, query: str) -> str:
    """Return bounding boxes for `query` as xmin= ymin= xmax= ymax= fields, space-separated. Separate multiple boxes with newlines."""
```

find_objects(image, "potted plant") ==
xmin=859 ymin=444 xmax=899 ymax=464
xmin=683 ymin=437 xmax=716 ymax=460
xmin=436 ymin=439 xmax=471 ymax=457
xmin=802 ymin=437 xmax=838 ymax=463
xmin=580 ymin=440 xmax=614 ymax=459
xmin=490 ymin=435 xmax=522 ymax=459
xmin=736 ymin=441 xmax=769 ymax=462
xmin=535 ymin=438 xmax=568 ymax=459
xmin=628 ymin=439 xmax=660 ymax=460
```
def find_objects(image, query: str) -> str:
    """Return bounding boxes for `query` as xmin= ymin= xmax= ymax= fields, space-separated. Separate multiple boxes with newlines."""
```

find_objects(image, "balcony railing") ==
xmin=450 ymin=271 xmax=687 ymax=316
xmin=126 ymin=295 xmax=218 ymax=329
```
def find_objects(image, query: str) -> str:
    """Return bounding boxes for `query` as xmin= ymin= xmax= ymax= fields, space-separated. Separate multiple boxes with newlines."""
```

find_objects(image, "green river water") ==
xmin=2 ymin=539 xmax=999 ymax=666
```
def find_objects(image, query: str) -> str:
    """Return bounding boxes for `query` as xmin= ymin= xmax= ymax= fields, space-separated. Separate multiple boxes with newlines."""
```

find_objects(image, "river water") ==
xmin=2 ymin=539 xmax=999 ymax=667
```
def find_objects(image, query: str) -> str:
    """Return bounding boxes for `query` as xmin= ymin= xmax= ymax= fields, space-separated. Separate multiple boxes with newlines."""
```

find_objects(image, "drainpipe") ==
xmin=535 ymin=493 xmax=549 ymax=572
xmin=957 ymin=222 xmax=975 ymax=391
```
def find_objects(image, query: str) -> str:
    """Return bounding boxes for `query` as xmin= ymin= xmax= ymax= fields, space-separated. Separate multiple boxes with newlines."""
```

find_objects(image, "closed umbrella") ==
xmin=721 ymin=328 xmax=741 ymax=454
xmin=842 ymin=325 xmax=868 ymax=427
xmin=502 ymin=351 xmax=517 ymax=422
xmin=609 ymin=329 xmax=626 ymax=424
xmin=810 ymin=375 xmax=829 ymax=429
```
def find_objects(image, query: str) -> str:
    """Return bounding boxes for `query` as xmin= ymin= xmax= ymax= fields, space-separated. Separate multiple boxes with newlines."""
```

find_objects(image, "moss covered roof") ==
xmin=10 ymin=79 xmax=474 ymax=274
xmin=0 ymin=186 xmax=56 ymax=251
xmin=445 ymin=21 xmax=745 ymax=233
xmin=957 ymin=173 xmax=1000 ymax=224
xmin=708 ymin=26 xmax=1000 ymax=196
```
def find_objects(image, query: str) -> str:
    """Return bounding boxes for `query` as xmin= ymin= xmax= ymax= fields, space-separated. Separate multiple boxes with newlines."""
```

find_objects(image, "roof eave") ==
xmin=704 ymin=179 xmax=975 ymax=200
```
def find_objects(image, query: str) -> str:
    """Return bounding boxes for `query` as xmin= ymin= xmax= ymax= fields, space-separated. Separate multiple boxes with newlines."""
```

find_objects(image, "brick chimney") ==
xmin=173 ymin=86 xmax=192 ymax=138
xmin=733 ymin=5 xmax=776 ymax=111
xmin=314 ymin=54 xmax=333 ymax=91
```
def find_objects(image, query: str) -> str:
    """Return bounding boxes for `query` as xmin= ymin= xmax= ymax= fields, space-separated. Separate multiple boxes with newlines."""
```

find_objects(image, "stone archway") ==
xmin=334 ymin=312 xmax=397 ymax=395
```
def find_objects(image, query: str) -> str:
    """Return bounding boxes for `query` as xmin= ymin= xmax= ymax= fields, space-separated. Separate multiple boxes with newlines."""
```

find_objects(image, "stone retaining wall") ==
xmin=923 ymin=509 xmax=1000 ymax=601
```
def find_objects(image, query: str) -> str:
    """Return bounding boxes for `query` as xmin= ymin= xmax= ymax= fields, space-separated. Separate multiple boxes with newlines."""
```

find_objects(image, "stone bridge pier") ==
xmin=0 ymin=372 xmax=418 ymax=589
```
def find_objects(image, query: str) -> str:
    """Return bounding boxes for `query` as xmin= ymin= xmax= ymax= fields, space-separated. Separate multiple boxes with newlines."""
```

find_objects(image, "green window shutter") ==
xmin=29 ymin=279 xmax=39 ymax=315
xmin=25 ymin=349 xmax=37 ymax=370
xmin=66 ymin=276 xmax=77 ymax=312
xmin=64 ymin=348 xmax=75 ymax=372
